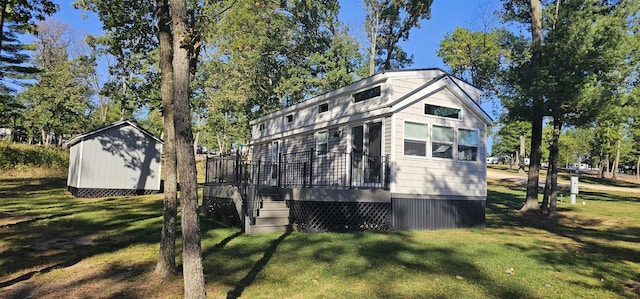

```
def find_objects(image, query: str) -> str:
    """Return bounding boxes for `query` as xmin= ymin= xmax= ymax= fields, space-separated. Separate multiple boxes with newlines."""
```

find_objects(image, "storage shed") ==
xmin=65 ymin=120 xmax=163 ymax=198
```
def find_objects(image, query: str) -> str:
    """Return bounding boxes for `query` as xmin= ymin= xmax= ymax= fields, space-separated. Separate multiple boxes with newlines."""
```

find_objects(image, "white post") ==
xmin=570 ymin=176 xmax=579 ymax=204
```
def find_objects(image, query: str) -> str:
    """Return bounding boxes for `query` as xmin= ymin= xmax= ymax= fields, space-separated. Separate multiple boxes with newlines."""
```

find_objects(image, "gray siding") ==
xmin=391 ymin=88 xmax=487 ymax=197
xmin=67 ymin=144 xmax=80 ymax=187
xmin=384 ymin=116 xmax=392 ymax=157
xmin=76 ymin=125 xmax=162 ymax=190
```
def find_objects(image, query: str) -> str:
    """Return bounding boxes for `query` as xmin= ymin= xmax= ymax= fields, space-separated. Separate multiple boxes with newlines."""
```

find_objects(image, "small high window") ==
xmin=285 ymin=114 xmax=294 ymax=123
xmin=425 ymin=104 xmax=461 ymax=119
xmin=353 ymin=86 xmax=381 ymax=103
xmin=318 ymin=103 xmax=329 ymax=113
xmin=258 ymin=123 xmax=265 ymax=131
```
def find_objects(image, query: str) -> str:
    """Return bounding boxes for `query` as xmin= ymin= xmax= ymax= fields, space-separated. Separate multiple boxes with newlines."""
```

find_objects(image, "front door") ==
xmin=270 ymin=141 xmax=279 ymax=186
xmin=351 ymin=122 xmax=383 ymax=187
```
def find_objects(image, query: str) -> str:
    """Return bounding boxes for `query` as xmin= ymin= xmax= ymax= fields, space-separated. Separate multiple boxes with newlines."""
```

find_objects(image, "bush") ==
xmin=0 ymin=143 xmax=69 ymax=172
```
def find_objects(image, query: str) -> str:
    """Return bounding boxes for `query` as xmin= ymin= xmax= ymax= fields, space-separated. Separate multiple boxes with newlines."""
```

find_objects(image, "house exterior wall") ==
xmin=391 ymin=88 xmax=487 ymax=197
xmin=75 ymin=125 xmax=162 ymax=191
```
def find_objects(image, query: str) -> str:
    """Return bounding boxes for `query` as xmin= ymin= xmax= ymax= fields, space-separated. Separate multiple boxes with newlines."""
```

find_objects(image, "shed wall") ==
xmin=67 ymin=144 xmax=80 ymax=187
xmin=77 ymin=125 xmax=162 ymax=190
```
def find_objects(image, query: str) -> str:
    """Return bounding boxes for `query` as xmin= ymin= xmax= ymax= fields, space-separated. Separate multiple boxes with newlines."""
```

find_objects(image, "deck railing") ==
xmin=205 ymin=151 xmax=389 ymax=190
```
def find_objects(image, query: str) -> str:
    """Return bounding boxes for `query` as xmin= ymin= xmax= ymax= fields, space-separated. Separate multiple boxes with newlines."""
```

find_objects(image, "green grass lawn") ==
xmin=1 ymin=174 xmax=638 ymax=298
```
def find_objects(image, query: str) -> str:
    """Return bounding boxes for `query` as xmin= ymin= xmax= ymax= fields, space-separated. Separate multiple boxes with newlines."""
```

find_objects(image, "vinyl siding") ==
xmin=67 ymin=144 xmax=80 ymax=187
xmin=77 ymin=125 xmax=162 ymax=190
xmin=391 ymin=88 xmax=487 ymax=197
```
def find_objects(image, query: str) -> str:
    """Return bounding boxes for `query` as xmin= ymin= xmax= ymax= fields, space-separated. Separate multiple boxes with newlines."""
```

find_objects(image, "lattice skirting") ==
xmin=68 ymin=186 xmax=160 ymax=198
xmin=202 ymin=196 xmax=242 ymax=228
xmin=288 ymin=201 xmax=391 ymax=233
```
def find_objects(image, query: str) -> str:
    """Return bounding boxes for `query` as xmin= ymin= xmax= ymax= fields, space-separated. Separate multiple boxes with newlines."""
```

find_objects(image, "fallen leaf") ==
xmin=505 ymin=268 xmax=515 ymax=275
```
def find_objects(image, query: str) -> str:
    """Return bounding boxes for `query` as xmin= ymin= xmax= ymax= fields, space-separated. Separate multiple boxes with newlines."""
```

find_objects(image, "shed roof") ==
xmin=64 ymin=120 xmax=163 ymax=149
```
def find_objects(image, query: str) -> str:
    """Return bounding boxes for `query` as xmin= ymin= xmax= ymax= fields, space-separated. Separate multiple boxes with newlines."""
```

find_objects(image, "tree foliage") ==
xmin=364 ymin=0 xmax=433 ymax=74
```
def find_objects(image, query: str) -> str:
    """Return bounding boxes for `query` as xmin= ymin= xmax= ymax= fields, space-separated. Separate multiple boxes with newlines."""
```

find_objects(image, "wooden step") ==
xmin=257 ymin=208 xmax=290 ymax=218
xmin=254 ymin=216 xmax=290 ymax=226
xmin=259 ymin=194 xmax=283 ymax=202
xmin=248 ymin=224 xmax=293 ymax=235
xmin=260 ymin=201 xmax=287 ymax=209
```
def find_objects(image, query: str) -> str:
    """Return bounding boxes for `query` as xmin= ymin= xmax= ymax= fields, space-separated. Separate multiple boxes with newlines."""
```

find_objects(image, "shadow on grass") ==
xmin=0 ymin=176 xmax=165 ymax=290
xmin=486 ymin=187 xmax=640 ymax=296
xmin=226 ymin=232 xmax=290 ymax=299
xmin=575 ymin=175 xmax=640 ymax=189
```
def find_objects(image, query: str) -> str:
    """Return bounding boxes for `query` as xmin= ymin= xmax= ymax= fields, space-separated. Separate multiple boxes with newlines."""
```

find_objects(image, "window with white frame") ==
xmin=316 ymin=130 xmax=328 ymax=154
xmin=425 ymin=104 xmax=461 ymax=119
xmin=404 ymin=122 xmax=428 ymax=157
xmin=458 ymin=129 xmax=478 ymax=161
xmin=352 ymin=86 xmax=381 ymax=103
xmin=432 ymin=125 xmax=454 ymax=159
xmin=285 ymin=114 xmax=294 ymax=123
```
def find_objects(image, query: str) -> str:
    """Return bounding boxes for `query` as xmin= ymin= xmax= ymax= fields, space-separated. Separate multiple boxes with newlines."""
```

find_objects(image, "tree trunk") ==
xmin=604 ymin=140 xmax=610 ymax=178
xmin=548 ymin=117 xmax=562 ymax=218
xmin=636 ymin=155 xmax=640 ymax=180
xmin=193 ymin=131 xmax=200 ymax=156
xmin=612 ymin=137 xmax=621 ymax=180
xmin=519 ymin=134 xmax=526 ymax=174
xmin=541 ymin=163 xmax=552 ymax=212
xmin=155 ymin=0 xmax=178 ymax=279
xmin=522 ymin=0 xmax=544 ymax=212
xmin=171 ymin=0 xmax=206 ymax=297
xmin=368 ymin=9 xmax=380 ymax=76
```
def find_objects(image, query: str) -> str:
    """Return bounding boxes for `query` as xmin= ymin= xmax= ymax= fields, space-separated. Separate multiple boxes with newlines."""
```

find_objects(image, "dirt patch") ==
xmin=624 ymin=280 xmax=640 ymax=295
xmin=0 ymin=212 xmax=33 ymax=227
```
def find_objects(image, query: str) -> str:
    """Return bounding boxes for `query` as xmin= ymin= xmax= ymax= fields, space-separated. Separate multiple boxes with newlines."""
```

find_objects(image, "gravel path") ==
xmin=487 ymin=169 xmax=640 ymax=194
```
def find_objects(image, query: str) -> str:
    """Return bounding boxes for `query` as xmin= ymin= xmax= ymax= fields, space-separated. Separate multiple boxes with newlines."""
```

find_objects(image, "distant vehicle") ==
xmin=196 ymin=145 xmax=208 ymax=154
xmin=486 ymin=157 xmax=499 ymax=164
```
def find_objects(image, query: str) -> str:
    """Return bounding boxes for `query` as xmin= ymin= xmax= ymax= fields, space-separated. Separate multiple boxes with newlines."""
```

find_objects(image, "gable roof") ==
xmin=249 ymin=68 xmax=491 ymax=126
xmin=64 ymin=120 xmax=163 ymax=149
xmin=387 ymin=74 xmax=493 ymax=125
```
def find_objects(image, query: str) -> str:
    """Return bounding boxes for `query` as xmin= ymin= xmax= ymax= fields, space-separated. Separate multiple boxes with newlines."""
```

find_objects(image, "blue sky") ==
xmin=55 ymin=0 xmax=504 ymax=70
xmin=51 ymin=0 xmax=503 ymax=151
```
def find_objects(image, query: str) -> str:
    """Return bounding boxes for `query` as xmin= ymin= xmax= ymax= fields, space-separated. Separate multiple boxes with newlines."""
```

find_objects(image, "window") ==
xmin=285 ymin=114 xmax=293 ymax=123
xmin=432 ymin=125 xmax=454 ymax=159
xmin=425 ymin=104 xmax=461 ymax=119
xmin=353 ymin=86 xmax=381 ymax=103
xmin=318 ymin=103 xmax=329 ymax=113
xmin=404 ymin=122 xmax=428 ymax=157
xmin=458 ymin=129 xmax=478 ymax=161
xmin=258 ymin=123 xmax=265 ymax=131
xmin=316 ymin=130 xmax=328 ymax=154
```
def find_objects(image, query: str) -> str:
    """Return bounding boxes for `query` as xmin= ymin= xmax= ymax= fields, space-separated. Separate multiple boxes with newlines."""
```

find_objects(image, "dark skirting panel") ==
xmin=392 ymin=198 xmax=485 ymax=230
xmin=68 ymin=186 xmax=160 ymax=198
xmin=202 ymin=196 xmax=243 ymax=229
xmin=288 ymin=200 xmax=392 ymax=233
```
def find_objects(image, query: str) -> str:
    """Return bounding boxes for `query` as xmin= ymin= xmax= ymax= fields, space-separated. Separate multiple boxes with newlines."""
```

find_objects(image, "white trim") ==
xmin=389 ymin=114 xmax=397 ymax=192
xmin=77 ymin=138 xmax=84 ymax=187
